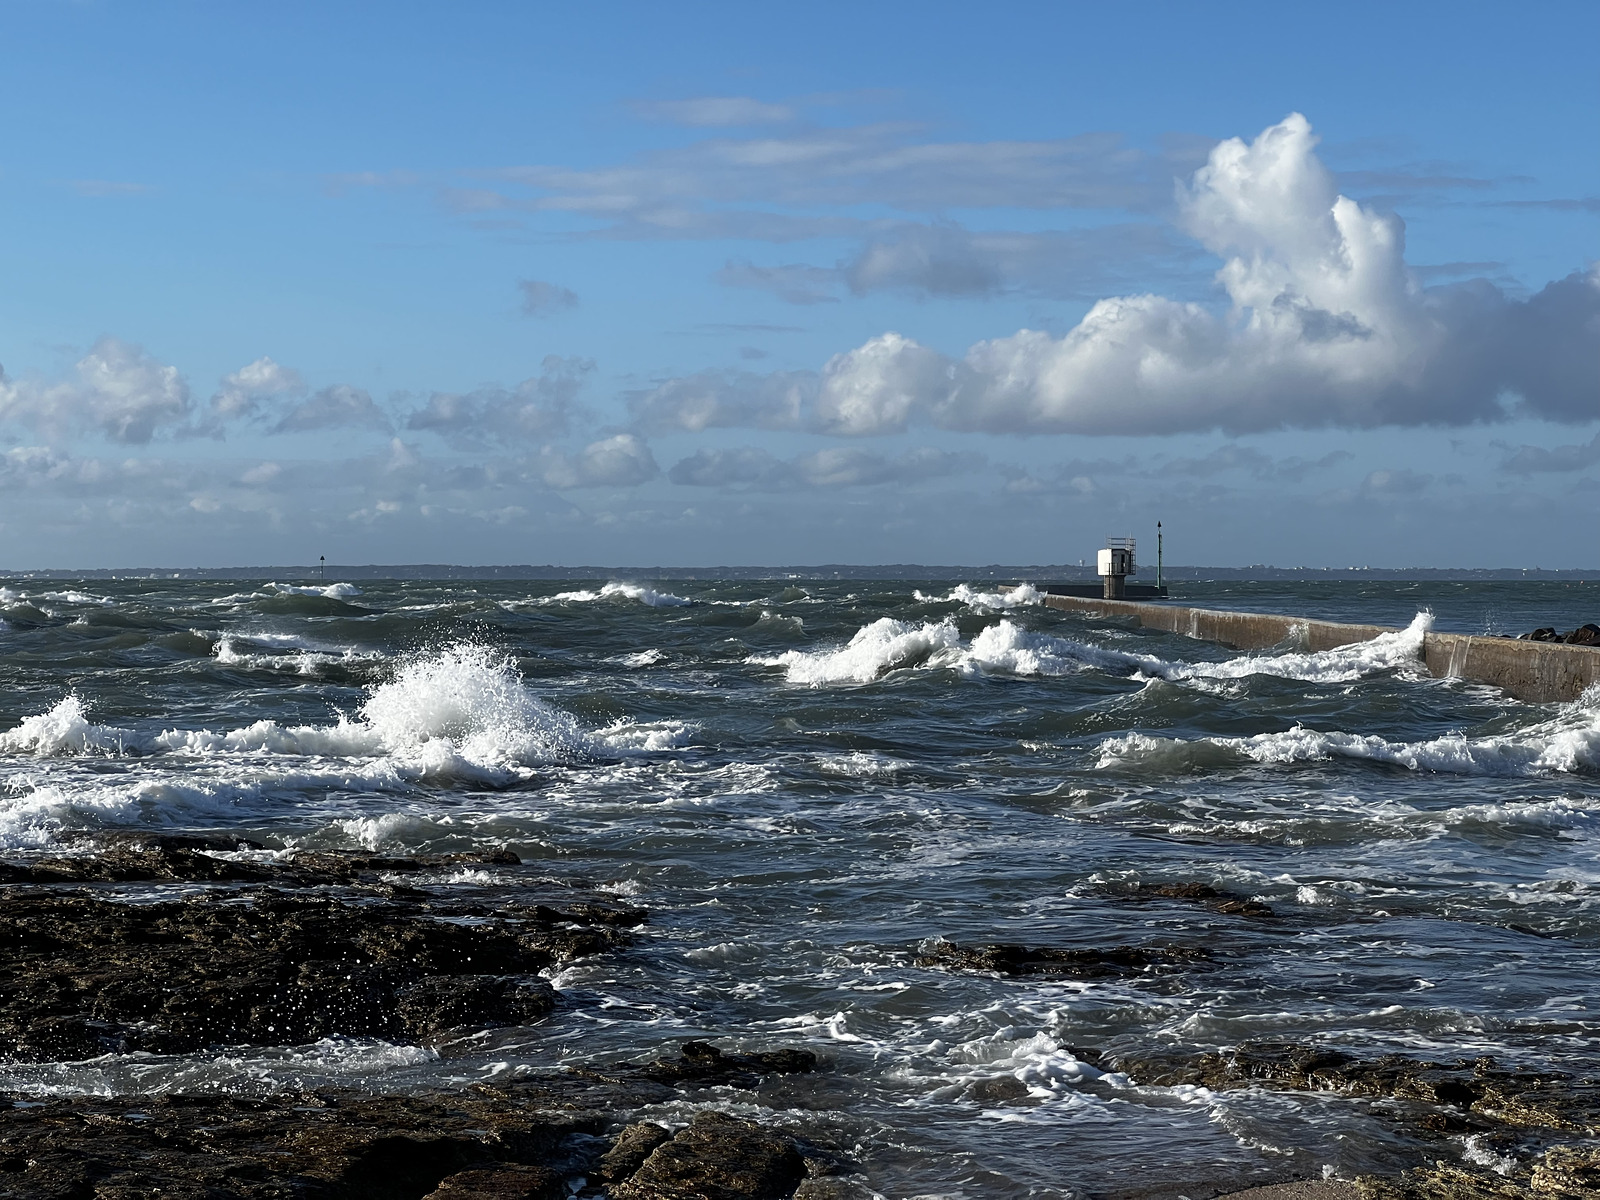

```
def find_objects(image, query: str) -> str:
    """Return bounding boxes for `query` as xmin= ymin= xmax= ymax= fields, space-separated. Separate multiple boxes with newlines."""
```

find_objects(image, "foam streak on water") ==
xmin=0 ymin=576 xmax=1596 ymax=1197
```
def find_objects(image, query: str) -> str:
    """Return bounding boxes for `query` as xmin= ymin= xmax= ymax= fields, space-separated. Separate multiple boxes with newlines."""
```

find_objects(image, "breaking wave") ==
xmin=1098 ymin=686 xmax=1600 ymax=777
xmin=752 ymin=612 xmax=1431 ymax=688
xmin=265 ymin=582 xmax=363 ymax=599
xmin=1 ymin=643 xmax=681 ymax=774
xmin=916 ymin=583 xmax=1044 ymax=610
xmin=214 ymin=633 xmax=384 ymax=677
xmin=543 ymin=582 xmax=693 ymax=608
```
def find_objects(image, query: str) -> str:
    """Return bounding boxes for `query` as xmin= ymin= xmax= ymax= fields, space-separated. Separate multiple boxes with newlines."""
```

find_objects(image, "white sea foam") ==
xmin=755 ymin=612 xmax=1429 ymax=687
xmin=611 ymin=648 xmax=668 ymax=668
xmin=1098 ymin=688 xmax=1600 ymax=778
xmin=916 ymin=582 xmax=1044 ymax=610
xmin=752 ymin=617 xmax=966 ymax=684
xmin=592 ymin=719 xmax=695 ymax=752
xmin=817 ymin=751 xmax=903 ymax=777
xmin=214 ymin=636 xmax=382 ymax=676
xmin=0 ymin=644 xmax=691 ymax=846
xmin=39 ymin=590 xmax=115 ymax=606
xmin=265 ymin=582 xmax=362 ymax=599
xmin=0 ymin=696 xmax=133 ymax=756
xmin=544 ymin=582 xmax=693 ymax=607
xmin=1168 ymin=611 xmax=1432 ymax=684
xmin=1 ymin=644 xmax=620 ymax=775
xmin=0 ymin=1037 xmax=438 ymax=1098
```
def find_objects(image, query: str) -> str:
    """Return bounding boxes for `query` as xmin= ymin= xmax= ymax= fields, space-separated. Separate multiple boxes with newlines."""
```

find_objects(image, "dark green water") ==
xmin=1 ymin=577 xmax=1596 ymax=1196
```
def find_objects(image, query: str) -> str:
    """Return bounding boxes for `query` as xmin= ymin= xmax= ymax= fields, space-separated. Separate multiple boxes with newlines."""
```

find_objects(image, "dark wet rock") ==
xmin=1518 ymin=624 xmax=1600 ymax=646
xmin=1114 ymin=1041 xmax=1600 ymax=1134
xmin=1108 ymin=1041 xmax=1600 ymax=1200
xmin=598 ymin=1122 xmax=674 ymax=1182
xmin=424 ymin=1164 xmax=566 ymax=1199
xmin=610 ymin=1111 xmax=808 ymax=1200
xmin=0 ymin=837 xmax=636 ymax=905
xmin=394 ymin=974 xmax=557 ymax=1040
xmin=917 ymin=939 xmax=1211 ymax=978
xmin=630 ymin=1040 xmax=818 ymax=1088
xmin=0 ymin=1044 xmax=837 ymax=1200
xmin=0 ymin=835 xmax=274 ymax=884
xmin=969 ymin=1075 xmax=1030 ymax=1101
xmin=1096 ymin=880 xmax=1277 ymax=918
xmin=0 ymin=875 xmax=636 ymax=1058
xmin=1357 ymin=1143 xmax=1600 ymax=1199
xmin=1117 ymin=1041 xmax=1600 ymax=1199
xmin=0 ymin=1088 xmax=596 ymax=1200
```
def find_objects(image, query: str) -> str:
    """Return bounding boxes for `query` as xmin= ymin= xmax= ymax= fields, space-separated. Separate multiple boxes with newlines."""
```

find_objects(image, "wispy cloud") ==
xmin=519 ymin=278 xmax=579 ymax=316
xmin=631 ymin=96 xmax=797 ymax=127
xmin=1499 ymin=431 xmax=1600 ymax=473
xmin=668 ymin=444 xmax=978 ymax=490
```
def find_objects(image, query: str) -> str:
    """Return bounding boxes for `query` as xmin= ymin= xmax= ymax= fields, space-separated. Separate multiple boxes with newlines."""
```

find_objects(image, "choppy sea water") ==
xmin=1 ymin=576 xmax=1597 ymax=1197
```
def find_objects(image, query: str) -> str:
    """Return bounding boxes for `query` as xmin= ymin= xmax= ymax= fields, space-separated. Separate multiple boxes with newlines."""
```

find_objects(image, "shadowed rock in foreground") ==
xmin=1117 ymin=1041 xmax=1600 ymax=1134
xmin=0 ymin=842 xmax=856 ymax=1199
xmin=1115 ymin=1041 xmax=1600 ymax=1199
xmin=0 ymin=875 xmax=641 ymax=1059
xmin=0 ymin=1047 xmax=847 ymax=1200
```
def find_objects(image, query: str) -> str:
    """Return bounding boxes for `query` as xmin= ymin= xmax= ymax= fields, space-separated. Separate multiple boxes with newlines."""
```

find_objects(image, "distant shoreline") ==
xmin=4 ymin=564 xmax=1600 ymax=582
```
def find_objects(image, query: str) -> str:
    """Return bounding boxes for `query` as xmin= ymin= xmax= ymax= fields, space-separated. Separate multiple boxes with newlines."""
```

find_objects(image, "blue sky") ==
xmin=1 ymin=1 xmax=1595 ymax=568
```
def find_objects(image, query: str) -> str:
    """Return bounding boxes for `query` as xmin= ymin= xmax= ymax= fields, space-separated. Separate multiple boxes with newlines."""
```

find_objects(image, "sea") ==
xmin=1 ymin=575 xmax=1597 ymax=1197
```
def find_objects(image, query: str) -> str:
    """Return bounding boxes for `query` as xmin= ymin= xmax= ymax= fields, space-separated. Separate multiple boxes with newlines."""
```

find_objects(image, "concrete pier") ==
xmin=1035 ymin=592 xmax=1600 ymax=704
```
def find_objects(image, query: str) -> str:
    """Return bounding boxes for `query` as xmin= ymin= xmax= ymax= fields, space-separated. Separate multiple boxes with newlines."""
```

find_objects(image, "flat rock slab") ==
xmin=0 ymin=1046 xmax=829 ymax=1200
xmin=1112 ymin=1041 xmax=1600 ymax=1200
xmin=0 ymin=844 xmax=644 ymax=1059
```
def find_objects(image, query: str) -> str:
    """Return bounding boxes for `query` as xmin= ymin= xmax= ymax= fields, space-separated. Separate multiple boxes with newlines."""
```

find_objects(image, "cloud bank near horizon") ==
xmin=5 ymin=116 xmax=1593 ymax=462
xmin=0 ymin=112 xmax=1593 ymax=569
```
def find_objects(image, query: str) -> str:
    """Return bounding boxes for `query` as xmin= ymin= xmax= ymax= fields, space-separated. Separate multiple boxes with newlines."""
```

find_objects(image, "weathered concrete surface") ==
xmin=1035 ymin=593 xmax=1600 ymax=703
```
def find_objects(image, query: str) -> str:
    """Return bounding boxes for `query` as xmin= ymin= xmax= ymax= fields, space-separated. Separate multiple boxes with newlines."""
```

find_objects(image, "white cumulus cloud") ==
xmin=272 ymin=384 xmax=390 ymax=434
xmin=0 ymin=337 xmax=191 ymax=444
xmin=533 ymin=433 xmax=659 ymax=489
xmin=629 ymin=114 xmax=1600 ymax=437
xmin=406 ymin=356 xmax=590 ymax=445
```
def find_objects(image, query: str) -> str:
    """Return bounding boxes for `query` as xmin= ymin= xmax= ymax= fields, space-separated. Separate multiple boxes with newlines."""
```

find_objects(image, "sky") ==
xmin=0 ymin=0 xmax=1596 ymax=570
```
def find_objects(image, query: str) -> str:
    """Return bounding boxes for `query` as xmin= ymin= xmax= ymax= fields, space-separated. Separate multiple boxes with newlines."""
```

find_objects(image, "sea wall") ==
xmin=1036 ymin=593 xmax=1600 ymax=703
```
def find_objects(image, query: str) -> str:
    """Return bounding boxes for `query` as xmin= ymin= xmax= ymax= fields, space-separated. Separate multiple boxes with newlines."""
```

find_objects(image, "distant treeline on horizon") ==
xmin=7 ymin=565 xmax=1600 ymax=582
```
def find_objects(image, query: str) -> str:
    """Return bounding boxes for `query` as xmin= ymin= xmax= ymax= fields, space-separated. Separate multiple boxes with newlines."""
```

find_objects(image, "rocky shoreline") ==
xmin=1 ymin=838 xmax=1596 ymax=1199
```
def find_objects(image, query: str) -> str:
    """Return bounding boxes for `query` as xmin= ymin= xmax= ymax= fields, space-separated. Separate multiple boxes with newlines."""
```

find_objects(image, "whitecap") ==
xmin=1 ymin=644 xmax=609 ymax=782
xmin=754 ymin=611 xmax=1431 ymax=688
xmin=543 ymin=582 xmax=693 ymax=607
xmin=611 ymin=648 xmax=668 ymax=668
xmin=0 ymin=696 xmax=133 ymax=756
xmin=264 ymin=581 xmax=363 ymax=599
xmin=916 ymin=582 xmax=1043 ymax=610
xmin=38 ymin=590 xmax=115 ymax=606
xmin=751 ymin=617 xmax=965 ymax=685
xmin=1097 ymin=687 xmax=1600 ymax=778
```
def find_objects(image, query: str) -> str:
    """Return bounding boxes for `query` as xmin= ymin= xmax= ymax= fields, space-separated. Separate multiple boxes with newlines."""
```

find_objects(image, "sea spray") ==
xmin=756 ymin=610 xmax=1432 ymax=687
